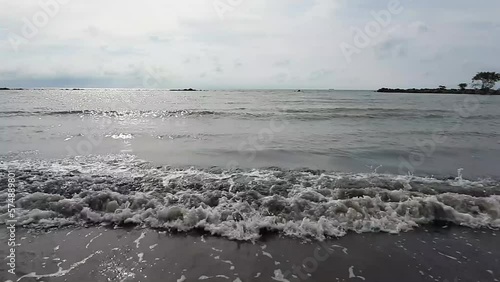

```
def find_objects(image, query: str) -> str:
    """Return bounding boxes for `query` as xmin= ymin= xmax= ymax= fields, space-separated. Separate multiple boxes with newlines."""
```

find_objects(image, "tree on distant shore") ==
xmin=458 ymin=83 xmax=467 ymax=90
xmin=438 ymin=85 xmax=446 ymax=90
xmin=472 ymin=72 xmax=500 ymax=90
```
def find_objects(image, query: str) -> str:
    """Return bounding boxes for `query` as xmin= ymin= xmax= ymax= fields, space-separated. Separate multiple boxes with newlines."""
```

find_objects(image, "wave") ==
xmin=279 ymin=107 xmax=449 ymax=114
xmin=0 ymin=110 xmax=219 ymax=118
xmin=1 ymin=108 xmax=497 ymax=121
xmin=1 ymin=155 xmax=499 ymax=241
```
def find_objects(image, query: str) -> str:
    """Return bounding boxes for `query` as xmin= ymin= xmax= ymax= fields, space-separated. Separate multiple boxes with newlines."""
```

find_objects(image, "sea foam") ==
xmin=1 ymin=155 xmax=499 ymax=241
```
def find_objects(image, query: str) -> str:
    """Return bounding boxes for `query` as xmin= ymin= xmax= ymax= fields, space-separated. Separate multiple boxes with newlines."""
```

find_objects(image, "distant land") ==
xmin=377 ymin=71 xmax=500 ymax=95
xmin=170 ymin=88 xmax=200 ymax=91
xmin=376 ymin=88 xmax=500 ymax=95
xmin=0 ymin=87 xmax=24 ymax=90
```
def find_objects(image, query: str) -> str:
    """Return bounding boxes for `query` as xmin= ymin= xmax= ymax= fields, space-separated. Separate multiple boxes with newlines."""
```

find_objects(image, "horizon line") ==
xmin=1 ymin=87 xmax=379 ymax=91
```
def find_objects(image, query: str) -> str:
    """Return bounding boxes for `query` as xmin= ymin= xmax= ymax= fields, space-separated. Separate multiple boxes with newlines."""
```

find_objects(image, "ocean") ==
xmin=1 ymin=89 xmax=499 ymax=281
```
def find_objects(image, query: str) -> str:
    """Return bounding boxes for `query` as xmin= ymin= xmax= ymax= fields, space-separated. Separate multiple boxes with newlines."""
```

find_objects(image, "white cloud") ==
xmin=0 ymin=0 xmax=499 ymax=89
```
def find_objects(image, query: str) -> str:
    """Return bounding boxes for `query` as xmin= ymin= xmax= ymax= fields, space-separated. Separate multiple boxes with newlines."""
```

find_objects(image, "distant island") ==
xmin=377 ymin=88 xmax=500 ymax=95
xmin=377 ymin=71 xmax=500 ymax=95
xmin=0 ymin=87 xmax=24 ymax=91
xmin=170 ymin=88 xmax=199 ymax=91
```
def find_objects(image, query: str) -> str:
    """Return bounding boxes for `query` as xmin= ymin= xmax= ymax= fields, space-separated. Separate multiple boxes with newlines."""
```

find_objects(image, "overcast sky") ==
xmin=1 ymin=0 xmax=499 ymax=89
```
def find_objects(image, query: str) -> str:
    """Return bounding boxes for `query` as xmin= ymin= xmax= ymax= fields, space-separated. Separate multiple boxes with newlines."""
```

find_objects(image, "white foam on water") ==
xmin=438 ymin=252 xmax=460 ymax=262
xmin=262 ymin=251 xmax=273 ymax=259
xmin=221 ymin=259 xmax=233 ymax=265
xmin=17 ymin=251 xmax=102 ymax=281
xmin=138 ymin=252 xmax=144 ymax=262
xmin=486 ymin=270 xmax=499 ymax=282
xmin=271 ymin=269 xmax=290 ymax=282
xmin=331 ymin=244 xmax=348 ymax=255
xmin=85 ymin=233 xmax=102 ymax=249
xmin=348 ymin=266 xmax=366 ymax=280
xmin=107 ymin=133 xmax=134 ymax=140
xmin=2 ymin=155 xmax=500 ymax=241
xmin=134 ymin=231 xmax=146 ymax=248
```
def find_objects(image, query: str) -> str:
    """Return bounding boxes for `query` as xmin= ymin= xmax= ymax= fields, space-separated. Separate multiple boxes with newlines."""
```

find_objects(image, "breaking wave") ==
xmin=1 ymin=155 xmax=499 ymax=241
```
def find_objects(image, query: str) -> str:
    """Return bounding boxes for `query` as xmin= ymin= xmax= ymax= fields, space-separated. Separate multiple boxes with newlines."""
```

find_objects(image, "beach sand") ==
xmin=1 ymin=226 xmax=499 ymax=282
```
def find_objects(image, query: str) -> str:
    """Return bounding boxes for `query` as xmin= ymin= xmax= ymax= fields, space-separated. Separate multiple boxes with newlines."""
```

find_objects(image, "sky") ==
xmin=0 ymin=0 xmax=499 ymax=90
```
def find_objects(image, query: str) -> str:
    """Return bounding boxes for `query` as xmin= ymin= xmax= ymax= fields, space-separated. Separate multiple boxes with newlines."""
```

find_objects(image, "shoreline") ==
xmin=1 ymin=226 xmax=499 ymax=282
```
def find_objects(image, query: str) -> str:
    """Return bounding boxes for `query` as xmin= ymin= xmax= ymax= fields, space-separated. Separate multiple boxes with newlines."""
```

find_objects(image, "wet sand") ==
xmin=1 ymin=227 xmax=499 ymax=282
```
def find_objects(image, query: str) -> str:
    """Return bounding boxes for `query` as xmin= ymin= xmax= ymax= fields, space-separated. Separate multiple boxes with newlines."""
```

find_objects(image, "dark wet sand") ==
xmin=1 ymin=227 xmax=499 ymax=282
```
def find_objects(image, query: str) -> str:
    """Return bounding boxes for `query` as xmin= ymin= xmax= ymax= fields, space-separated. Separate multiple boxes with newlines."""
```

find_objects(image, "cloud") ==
xmin=309 ymin=69 xmax=334 ymax=81
xmin=274 ymin=59 xmax=291 ymax=67
xmin=0 ymin=0 xmax=499 ymax=89
xmin=373 ymin=38 xmax=409 ymax=59
xmin=409 ymin=21 xmax=430 ymax=34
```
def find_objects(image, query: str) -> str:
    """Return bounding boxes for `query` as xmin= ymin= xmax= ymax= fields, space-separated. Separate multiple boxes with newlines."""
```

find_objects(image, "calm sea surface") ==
xmin=1 ymin=89 xmax=499 ymax=178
